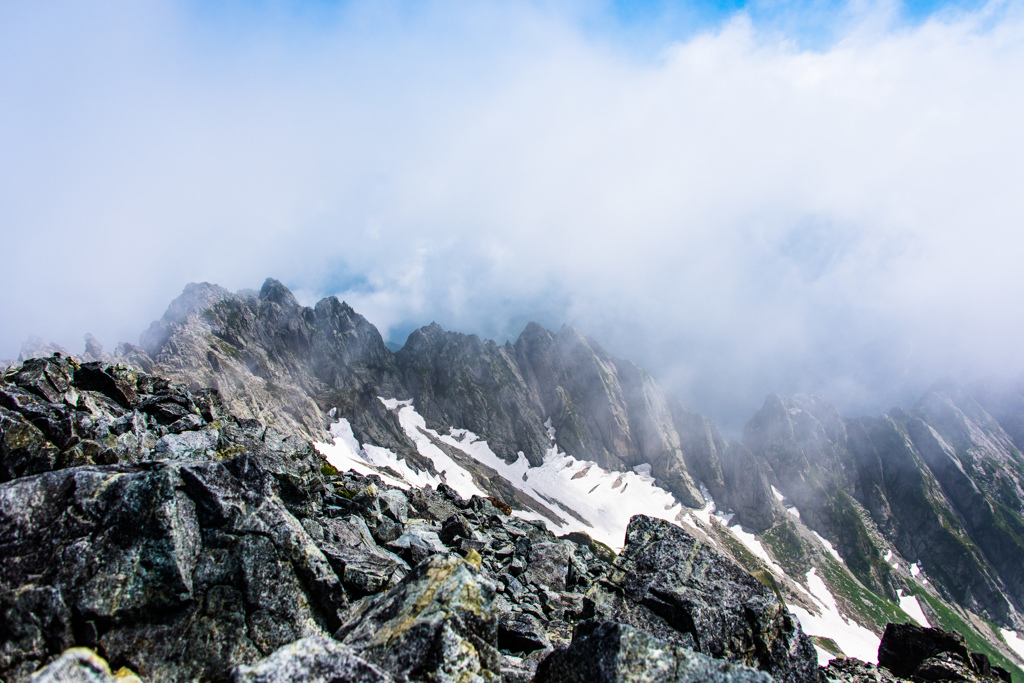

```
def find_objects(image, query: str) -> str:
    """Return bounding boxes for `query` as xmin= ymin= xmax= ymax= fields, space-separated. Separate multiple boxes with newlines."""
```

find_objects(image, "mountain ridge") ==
xmin=7 ymin=277 xmax=1024 ymax=676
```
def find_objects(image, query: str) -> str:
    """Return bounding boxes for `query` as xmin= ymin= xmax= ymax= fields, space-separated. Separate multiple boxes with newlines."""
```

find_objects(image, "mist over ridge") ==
xmin=3 ymin=0 xmax=1024 ymax=435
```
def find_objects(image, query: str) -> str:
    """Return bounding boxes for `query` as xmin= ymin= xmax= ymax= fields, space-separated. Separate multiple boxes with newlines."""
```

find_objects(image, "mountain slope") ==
xmin=61 ymin=277 xmax=1024 ymax=676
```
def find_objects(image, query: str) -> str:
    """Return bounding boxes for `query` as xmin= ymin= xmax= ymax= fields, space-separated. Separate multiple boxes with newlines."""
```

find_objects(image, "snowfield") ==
xmin=320 ymin=400 xmax=685 ymax=550
xmin=316 ymin=398 xmax=956 ymax=668
xmin=789 ymin=569 xmax=882 ymax=665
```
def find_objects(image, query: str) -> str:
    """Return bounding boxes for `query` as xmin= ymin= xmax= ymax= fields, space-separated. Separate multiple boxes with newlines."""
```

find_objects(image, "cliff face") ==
xmin=742 ymin=388 xmax=1024 ymax=626
xmin=138 ymin=280 xmax=716 ymax=510
xmin=135 ymin=279 xmax=410 ymax=454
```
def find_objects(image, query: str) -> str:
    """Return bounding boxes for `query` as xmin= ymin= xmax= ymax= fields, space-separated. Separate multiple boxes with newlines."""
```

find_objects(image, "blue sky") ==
xmin=2 ymin=0 xmax=1023 ymax=432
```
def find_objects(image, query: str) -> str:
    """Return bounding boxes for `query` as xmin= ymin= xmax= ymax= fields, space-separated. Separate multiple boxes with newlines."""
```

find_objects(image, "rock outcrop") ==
xmin=824 ymin=623 xmax=1012 ymax=683
xmin=1 ymin=354 xmax=823 ymax=682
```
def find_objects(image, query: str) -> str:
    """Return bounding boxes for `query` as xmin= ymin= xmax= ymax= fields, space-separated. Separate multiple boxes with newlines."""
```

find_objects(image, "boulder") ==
xmin=0 ymin=408 xmax=59 ymax=481
xmin=378 ymin=489 xmax=409 ymax=524
xmin=28 ymin=648 xmax=117 ymax=683
xmin=877 ymin=623 xmax=1010 ymax=683
xmin=338 ymin=555 xmax=500 ymax=681
xmin=534 ymin=621 xmax=772 ymax=683
xmin=154 ymin=429 xmax=219 ymax=460
xmin=878 ymin=623 xmax=971 ymax=679
xmin=522 ymin=542 xmax=572 ymax=592
xmin=231 ymin=636 xmax=391 ymax=683
xmin=315 ymin=516 xmax=409 ymax=597
xmin=590 ymin=515 xmax=819 ymax=683
xmin=385 ymin=526 xmax=449 ymax=566
xmin=498 ymin=612 xmax=551 ymax=653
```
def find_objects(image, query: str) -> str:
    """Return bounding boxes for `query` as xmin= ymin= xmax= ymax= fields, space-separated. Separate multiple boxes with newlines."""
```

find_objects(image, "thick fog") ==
xmin=3 ymin=1 xmax=1023 ymax=433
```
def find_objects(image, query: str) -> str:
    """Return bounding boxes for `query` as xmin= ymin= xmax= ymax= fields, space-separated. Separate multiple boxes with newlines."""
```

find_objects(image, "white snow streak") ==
xmin=381 ymin=399 xmax=683 ymax=550
xmin=789 ymin=568 xmax=882 ymax=664
xmin=316 ymin=417 xmax=441 ymax=490
xmin=388 ymin=403 xmax=487 ymax=500
xmin=813 ymin=530 xmax=844 ymax=564
xmin=897 ymin=589 xmax=930 ymax=627
xmin=910 ymin=562 xmax=921 ymax=577
xmin=1001 ymin=629 xmax=1024 ymax=662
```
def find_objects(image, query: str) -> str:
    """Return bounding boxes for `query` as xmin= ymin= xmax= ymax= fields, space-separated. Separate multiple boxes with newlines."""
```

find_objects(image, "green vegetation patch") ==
xmin=761 ymin=518 xmax=811 ymax=577
xmin=813 ymin=636 xmax=842 ymax=656
xmin=816 ymin=554 xmax=906 ymax=634
xmin=716 ymin=526 xmax=770 ymax=577
xmin=824 ymin=488 xmax=889 ymax=593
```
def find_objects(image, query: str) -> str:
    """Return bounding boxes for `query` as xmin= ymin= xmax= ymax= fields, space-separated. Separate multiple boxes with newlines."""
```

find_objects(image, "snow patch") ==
xmin=386 ymin=402 xmax=487 ymax=500
xmin=787 ymin=506 xmax=801 ymax=519
xmin=910 ymin=563 xmax=921 ymax=577
xmin=771 ymin=485 xmax=785 ymax=502
xmin=1000 ymin=629 xmax=1024 ymax=662
xmin=544 ymin=417 xmax=556 ymax=440
xmin=380 ymin=398 xmax=412 ymax=410
xmin=814 ymin=646 xmax=835 ymax=667
xmin=316 ymin=417 xmax=440 ymax=490
xmin=813 ymin=530 xmax=844 ymax=564
xmin=789 ymin=568 xmax=881 ymax=664
xmin=379 ymin=399 xmax=684 ymax=550
xmin=897 ymin=589 xmax=930 ymax=627
xmin=692 ymin=493 xmax=716 ymax=527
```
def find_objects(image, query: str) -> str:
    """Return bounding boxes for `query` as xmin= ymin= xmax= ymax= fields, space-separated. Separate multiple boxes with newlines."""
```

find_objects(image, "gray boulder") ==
xmin=338 ymin=554 xmax=500 ymax=681
xmin=522 ymin=541 xmax=572 ymax=592
xmin=231 ymin=636 xmax=391 ymax=683
xmin=590 ymin=515 xmax=819 ymax=683
xmin=28 ymin=648 xmax=118 ymax=683
xmin=534 ymin=621 xmax=773 ymax=683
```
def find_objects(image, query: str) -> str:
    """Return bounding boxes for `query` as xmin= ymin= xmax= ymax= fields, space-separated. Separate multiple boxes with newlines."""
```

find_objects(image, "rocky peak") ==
xmin=258 ymin=277 xmax=301 ymax=309
xmin=133 ymin=281 xmax=402 ymax=445
xmin=914 ymin=380 xmax=1019 ymax=462
xmin=17 ymin=335 xmax=71 ymax=363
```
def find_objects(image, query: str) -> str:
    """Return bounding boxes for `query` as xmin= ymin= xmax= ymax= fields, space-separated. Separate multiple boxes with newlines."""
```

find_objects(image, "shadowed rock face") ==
xmin=395 ymin=321 xmax=705 ymax=507
xmin=534 ymin=621 xmax=773 ymax=683
xmin=138 ymin=279 xmax=407 ymax=449
xmin=743 ymin=388 xmax=1024 ymax=627
xmin=875 ymin=623 xmax=1012 ymax=683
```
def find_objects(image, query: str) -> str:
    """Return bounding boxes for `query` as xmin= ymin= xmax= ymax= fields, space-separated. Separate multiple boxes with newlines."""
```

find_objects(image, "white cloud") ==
xmin=2 ymin=0 xmax=1023 ymax=430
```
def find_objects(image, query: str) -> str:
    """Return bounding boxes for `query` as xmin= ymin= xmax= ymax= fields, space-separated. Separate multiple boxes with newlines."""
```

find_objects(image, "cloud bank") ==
xmin=3 ymin=0 xmax=1023 ymax=432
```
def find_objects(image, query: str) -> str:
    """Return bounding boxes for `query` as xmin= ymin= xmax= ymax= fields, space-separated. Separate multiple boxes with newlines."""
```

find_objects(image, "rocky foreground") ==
xmin=0 ymin=355 xmax=1014 ymax=682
